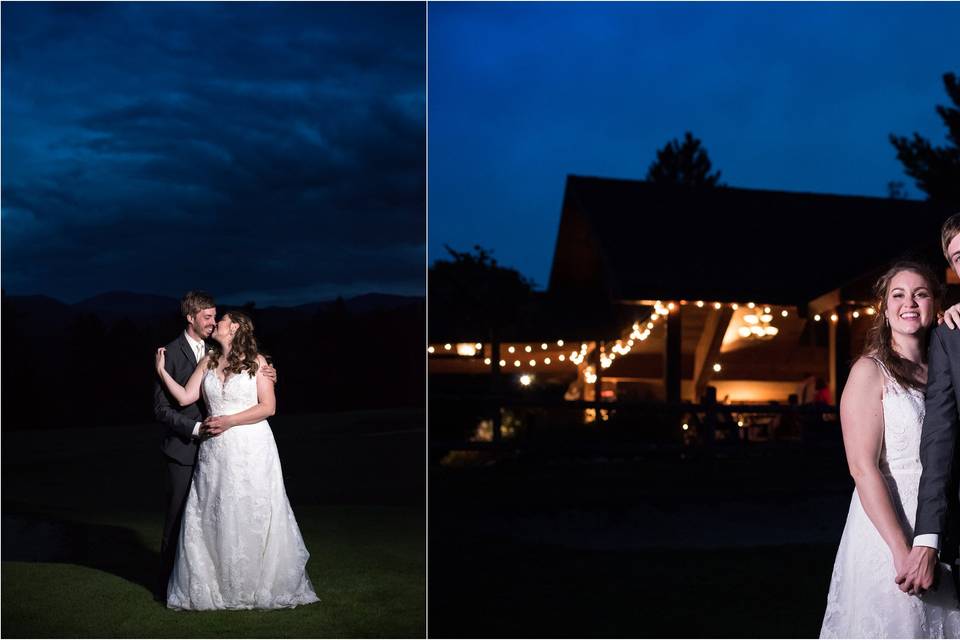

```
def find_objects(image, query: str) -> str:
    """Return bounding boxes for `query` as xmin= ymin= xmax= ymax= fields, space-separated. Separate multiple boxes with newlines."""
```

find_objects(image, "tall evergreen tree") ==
xmin=890 ymin=72 xmax=960 ymax=208
xmin=646 ymin=131 xmax=722 ymax=187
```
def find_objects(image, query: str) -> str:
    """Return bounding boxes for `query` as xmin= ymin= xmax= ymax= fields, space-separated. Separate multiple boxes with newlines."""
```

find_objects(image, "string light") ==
xmin=830 ymin=313 xmax=838 ymax=322
xmin=713 ymin=363 xmax=722 ymax=372
xmin=499 ymin=359 xmax=506 ymax=367
xmin=513 ymin=360 xmax=521 ymax=367
xmin=427 ymin=346 xmax=435 ymax=353
xmin=814 ymin=314 xmax=821 ymax=322
xmin=541 ymin=343 xmax=548 ymax=350
xmin=444 ymin=343 xmax=452 ymax=350
xmin=483 ymin=358 xmax=491 ymax=365
xmin=508 ymin=346 xmax=516 ymax=353
xmin=524 ymin=345 xmax=532 ymax=353
xmin=520 ymin=374 xmax=532 ymax=386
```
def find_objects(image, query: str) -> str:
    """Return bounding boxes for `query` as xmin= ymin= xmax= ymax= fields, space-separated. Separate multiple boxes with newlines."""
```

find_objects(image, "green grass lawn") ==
xmin=4 ymin=507 xmax=424 ymax=638
xmin=2 ymin=410 xmax=426 ymax=638
xmin=429 ymin=451 xmax=850 ymax=638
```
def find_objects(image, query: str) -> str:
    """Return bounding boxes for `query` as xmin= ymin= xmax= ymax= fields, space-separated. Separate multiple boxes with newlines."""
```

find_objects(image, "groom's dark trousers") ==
xmin=917 ymin=324 xmax=960 ymax=588
xmin=153 ymin=333 xmax=208 ymax=598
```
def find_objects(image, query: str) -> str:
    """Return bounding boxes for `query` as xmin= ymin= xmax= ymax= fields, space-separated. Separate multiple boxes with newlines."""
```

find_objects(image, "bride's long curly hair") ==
xmin=207 ymin=310 xmax=260 ymax=377
xmin=862 ymin=260 xmax=943 ymax=392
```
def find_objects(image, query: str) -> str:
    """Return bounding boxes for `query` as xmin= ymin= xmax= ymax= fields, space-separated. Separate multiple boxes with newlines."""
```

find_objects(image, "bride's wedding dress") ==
xmin=167 ymin=368 xmax=319 ymax=610
xmin=821 ymin=357 xmax=960 ymax=637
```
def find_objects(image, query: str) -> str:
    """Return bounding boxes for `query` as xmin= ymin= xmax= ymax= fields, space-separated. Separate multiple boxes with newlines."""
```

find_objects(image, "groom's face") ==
xmin=188 ymin=307 xmax=217 ymax=339
xmin=948 ymin=233 xmax=960 ymax=280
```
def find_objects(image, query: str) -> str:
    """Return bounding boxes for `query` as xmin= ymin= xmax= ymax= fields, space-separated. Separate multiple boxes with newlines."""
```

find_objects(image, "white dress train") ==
xmin=167 ymin=368 xmax=319 ymax=610
xmin=820 ymin=357 xmax=960 ymax=637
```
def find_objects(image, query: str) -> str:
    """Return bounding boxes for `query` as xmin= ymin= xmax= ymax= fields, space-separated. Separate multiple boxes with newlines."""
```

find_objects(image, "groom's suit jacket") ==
xmin=917 ymin=324 xmax=960 ymax=565
xmin=153 ymin=333 xmax=209 ymax=466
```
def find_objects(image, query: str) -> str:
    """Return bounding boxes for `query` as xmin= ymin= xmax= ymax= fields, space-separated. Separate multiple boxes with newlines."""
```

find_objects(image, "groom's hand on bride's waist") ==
xmin=203 ymin=415 xmax=233 ymax=436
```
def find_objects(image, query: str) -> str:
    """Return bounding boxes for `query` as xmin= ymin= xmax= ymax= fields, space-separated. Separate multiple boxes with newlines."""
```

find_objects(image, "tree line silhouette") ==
xmin=1 ymin=292 xmax=424 ymax=430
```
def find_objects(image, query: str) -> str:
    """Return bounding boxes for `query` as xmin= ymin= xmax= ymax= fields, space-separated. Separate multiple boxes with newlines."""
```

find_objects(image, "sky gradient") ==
xmin=428 ymin=2 xmax=960 ymax=288
xmin=2 ymin=2 xmax=425 ymax=306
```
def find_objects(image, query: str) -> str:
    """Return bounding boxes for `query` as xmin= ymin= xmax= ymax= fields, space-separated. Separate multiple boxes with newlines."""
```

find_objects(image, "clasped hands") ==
xmin=895 ymin=545 xmax=938 ymax=597
xmin=200 ymin=415 xmax=235 ymax=438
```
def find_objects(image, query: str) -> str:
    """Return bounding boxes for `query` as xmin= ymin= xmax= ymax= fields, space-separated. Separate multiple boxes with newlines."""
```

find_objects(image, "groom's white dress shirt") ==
xmin=184 ymin=331 xmax=206 ymax=439
xmin=914 ymin=533 xmax=939 ymax=552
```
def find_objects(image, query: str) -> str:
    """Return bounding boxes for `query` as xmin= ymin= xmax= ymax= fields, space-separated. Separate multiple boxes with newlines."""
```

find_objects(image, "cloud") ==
xmin=2 ymin=2 xmax=425 ymax=305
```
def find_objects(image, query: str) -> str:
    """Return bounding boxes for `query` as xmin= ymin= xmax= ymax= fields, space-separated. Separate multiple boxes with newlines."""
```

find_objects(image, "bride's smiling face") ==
xmin=885 ymin=270 xmax=935 ymax=336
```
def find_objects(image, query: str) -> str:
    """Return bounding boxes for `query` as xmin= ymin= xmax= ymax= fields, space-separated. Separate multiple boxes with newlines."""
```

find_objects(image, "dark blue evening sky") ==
xmin=3 ymin=2 xmax=425 ymax=306
xmin=428 ymin=2 xmax=960 ymax=288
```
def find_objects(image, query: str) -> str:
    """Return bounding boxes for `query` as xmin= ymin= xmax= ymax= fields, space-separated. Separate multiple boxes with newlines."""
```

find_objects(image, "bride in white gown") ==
xmin=155 ymin=310 xmax=319 ymax=610
xmin=821 ymin=262 xmax=960 ymax=638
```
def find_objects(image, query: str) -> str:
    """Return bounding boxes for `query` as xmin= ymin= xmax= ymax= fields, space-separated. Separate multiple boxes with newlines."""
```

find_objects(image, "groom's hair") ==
xmin=941 ymin=213 xmax=960 ymax=261
xmin=181 ymin=290 xmax=216 ymax=319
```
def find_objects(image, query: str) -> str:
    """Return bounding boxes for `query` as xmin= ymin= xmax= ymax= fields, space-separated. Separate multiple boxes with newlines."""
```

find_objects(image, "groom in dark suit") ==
xmin=153 ymin=290 xmax=275 ymax=600
xmin=898 ymin=213 xmax=960 ymax=596
xmin=154 ymin=290 xmax=218 ymax=599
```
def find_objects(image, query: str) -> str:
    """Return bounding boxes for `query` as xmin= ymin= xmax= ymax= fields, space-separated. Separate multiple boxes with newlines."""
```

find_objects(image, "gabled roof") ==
xmin=548 ymin=175 xmax=950 ymax=306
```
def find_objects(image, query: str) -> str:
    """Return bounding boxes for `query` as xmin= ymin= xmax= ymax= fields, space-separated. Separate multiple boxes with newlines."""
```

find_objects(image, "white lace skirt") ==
xmin=166 ymin=421 xmax=320 ymax=610
xmin=821 ymin=486 xmax=960 ymax=638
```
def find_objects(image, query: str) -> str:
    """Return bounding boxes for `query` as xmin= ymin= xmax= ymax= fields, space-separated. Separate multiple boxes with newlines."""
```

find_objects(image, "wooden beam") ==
xmin=829 ymin=304 xmax=851 ymax=405
xmin=808 ymin=289 xmax=841 ymax=316
xmin=693 ymin=307 xmax=734 ymax=401
xmin=664 ymin=308 xmax=682 ymax=404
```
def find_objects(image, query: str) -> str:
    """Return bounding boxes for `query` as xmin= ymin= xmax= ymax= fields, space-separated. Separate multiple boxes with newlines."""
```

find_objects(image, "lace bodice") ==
xmin=873 ymin=356 xmax=926 ymax=476
xmin=202 ymin=368 xmax=259 ymax=416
